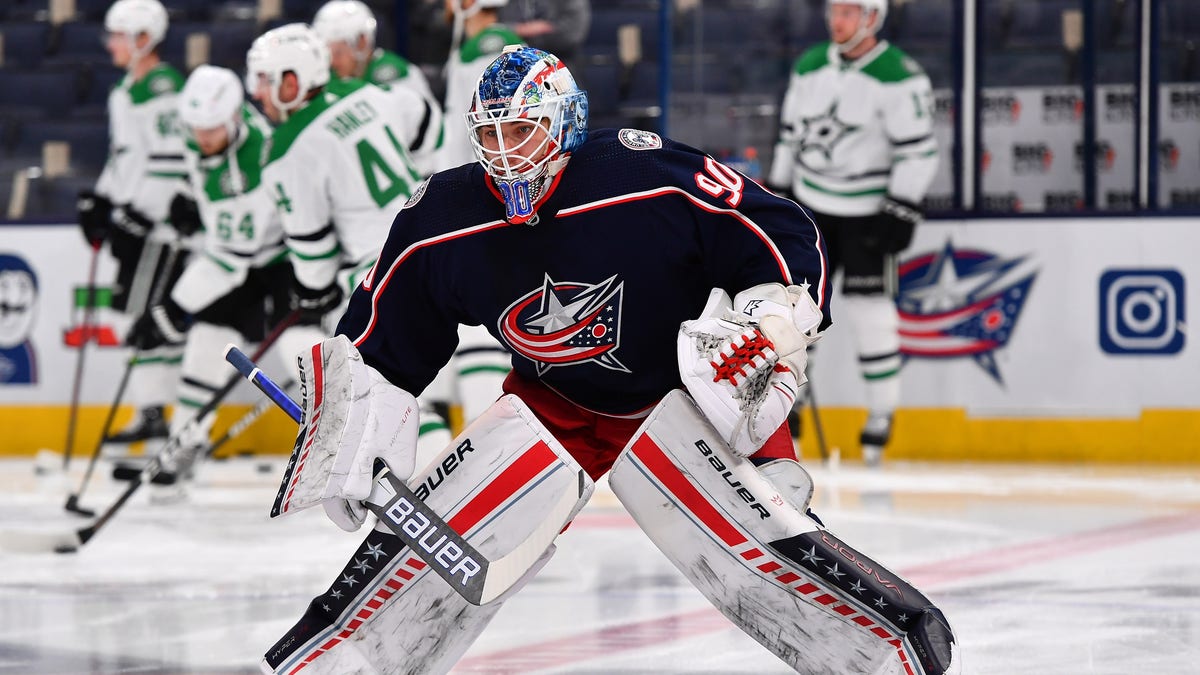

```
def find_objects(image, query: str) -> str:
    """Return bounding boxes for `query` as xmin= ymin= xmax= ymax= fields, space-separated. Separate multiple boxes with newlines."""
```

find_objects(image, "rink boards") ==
xmin=0 ymin=218 xmax=1197 ymax=462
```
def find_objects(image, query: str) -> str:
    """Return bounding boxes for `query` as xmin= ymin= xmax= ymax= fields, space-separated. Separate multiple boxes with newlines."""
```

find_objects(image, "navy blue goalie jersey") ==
xmin=337 ymin=128 xmax=831 ymax=417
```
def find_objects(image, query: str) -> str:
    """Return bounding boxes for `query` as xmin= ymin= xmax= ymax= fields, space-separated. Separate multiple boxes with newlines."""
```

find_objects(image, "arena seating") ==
xmin=0 ymin=0 xmax=1194 ymax=219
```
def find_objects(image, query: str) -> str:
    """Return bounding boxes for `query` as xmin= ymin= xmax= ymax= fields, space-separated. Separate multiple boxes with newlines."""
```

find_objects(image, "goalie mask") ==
xmin=827 ymin=0 xmax=888 ymax=54
xmin=245 ymin=23 xmax=331 ymax=122
xmin=466 ymin=45 xmax=588 ymax=225
xmin=104 ymin=0 xmax=168 ymax=68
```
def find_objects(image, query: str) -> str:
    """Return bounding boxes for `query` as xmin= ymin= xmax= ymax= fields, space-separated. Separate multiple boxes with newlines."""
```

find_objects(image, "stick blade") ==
xmin=0 ymin=527 xmax=84 ymax=554
xmin=477 ymin=469 xmax=589 ymax=605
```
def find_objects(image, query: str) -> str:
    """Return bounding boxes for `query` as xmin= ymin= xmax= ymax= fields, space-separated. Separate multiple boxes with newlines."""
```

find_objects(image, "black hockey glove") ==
xmin=879 ymin=195 xmax=923 ymax=253
xmin=77 ymin=190 xmax=114 ymax=247
xmin=126 ymin=299 xmax=191 ymax=350
xmin=168 ymin=193 xmax=203 ymax=237
xmin=109 ymin=204 xmax=155 ymax=264
xmin=290 ymin=281 xmax=343 ymax=324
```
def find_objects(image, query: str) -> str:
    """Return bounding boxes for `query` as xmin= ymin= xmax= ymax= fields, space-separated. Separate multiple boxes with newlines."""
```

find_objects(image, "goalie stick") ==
xmin=223 ymin=345 xmax=583 ymax=606
xmin=0 ymin=310 xmax=301 ymax=555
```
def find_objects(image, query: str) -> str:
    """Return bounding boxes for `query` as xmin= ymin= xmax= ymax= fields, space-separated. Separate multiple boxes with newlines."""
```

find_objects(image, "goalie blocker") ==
xmin=610 ymin=390 xmax=959 ymax=675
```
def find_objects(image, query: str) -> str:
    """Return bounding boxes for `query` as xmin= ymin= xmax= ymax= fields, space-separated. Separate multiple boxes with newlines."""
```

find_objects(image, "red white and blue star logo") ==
xmin=499 ymin=274 xmax=627 ymax=375
xmin=897 ymin=241 xmax=1038 ymax=384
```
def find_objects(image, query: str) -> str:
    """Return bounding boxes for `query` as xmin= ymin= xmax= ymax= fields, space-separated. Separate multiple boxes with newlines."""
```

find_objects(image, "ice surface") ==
xmin=2 ymin=457 xmax=1199 ymax=674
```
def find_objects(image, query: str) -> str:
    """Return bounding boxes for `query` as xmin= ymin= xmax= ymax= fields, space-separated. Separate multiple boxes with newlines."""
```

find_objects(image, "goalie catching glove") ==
xmin=273 ymin=334 xmax=420 ymax=532
xmin=678 ymin=283 xmax=823 ymax=456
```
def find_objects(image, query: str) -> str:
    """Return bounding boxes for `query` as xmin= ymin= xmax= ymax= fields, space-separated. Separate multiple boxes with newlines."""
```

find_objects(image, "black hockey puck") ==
xmin=54 ymin=544 xmax=78 ymax=554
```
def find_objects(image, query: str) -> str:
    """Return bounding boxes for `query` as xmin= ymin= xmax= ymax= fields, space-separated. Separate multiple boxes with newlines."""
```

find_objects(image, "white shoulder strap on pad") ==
xmin=609 ymin=390 xmax=958 ymax=675
xmin=263 ymin=393 xmax=594 ymax=675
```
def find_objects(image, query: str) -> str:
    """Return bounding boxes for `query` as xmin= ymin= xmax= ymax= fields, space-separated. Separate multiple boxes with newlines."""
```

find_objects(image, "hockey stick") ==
xmin=804 ymin=378 xmax=830 ymax=463
xmin=61 ymin=241 xmax=102 ymax=471
xmin=109 ymin=378 xmax=295 ymax=483
xmin=63 ymin=352 xmax=137 ymax=517
xmin=64 ymin=241 xmax=184 ymax=517
xmin=224 ymin=345 xmax=583 ymax=606
xmin=0 ymin=310 xmax=301 ymax=554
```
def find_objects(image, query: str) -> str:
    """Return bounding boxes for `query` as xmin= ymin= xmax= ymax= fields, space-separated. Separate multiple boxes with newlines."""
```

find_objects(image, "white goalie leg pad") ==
xmin=271 ymin=335 xmax=420 ymax=531
xmin=262 ymin=394 xmax=594 ymax=675
xmin=610 ymin=390 xmax=959 ymax=675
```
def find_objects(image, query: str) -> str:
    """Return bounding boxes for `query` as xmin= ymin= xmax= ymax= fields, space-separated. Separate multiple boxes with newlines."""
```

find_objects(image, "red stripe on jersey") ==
xmin=352 ymin=220 xmax=510 ymax=347
xmin=556 ymin=186 xmax=829 ymax=309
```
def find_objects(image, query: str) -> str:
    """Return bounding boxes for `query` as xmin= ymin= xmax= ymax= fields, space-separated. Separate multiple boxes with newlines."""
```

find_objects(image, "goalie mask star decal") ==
xmin=499 ymin=274 xmax=628 ymax=375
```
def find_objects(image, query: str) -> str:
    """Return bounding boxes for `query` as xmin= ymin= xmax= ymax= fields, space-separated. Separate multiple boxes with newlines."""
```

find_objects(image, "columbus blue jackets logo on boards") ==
xmin=897 ymin=241 xmax=1037 ymax=384
xmin=499 ymin=274 xmax=627 ymax=375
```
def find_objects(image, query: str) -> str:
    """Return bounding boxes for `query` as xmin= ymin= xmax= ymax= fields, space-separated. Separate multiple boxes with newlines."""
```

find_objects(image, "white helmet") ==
xmin=105 ymin=0 xmax=168 ymax=65
xmin=313 ymin=0 xmax=377 ymax=46
xmin=827 ymin=0 xmax=888 ymax=54
xmin=179 ymin=65 xmax=243 ymax=141
xmin=245 ymin=23 xmax=331 ymax=118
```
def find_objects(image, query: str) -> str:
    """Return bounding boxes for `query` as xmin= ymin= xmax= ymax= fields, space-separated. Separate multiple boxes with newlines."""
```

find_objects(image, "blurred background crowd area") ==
xmin=0 ymin=0 xmax=1197 ymax=221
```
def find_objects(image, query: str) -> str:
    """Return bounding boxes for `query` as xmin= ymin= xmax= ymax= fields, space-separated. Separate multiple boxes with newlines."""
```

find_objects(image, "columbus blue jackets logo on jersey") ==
xmin=618 ymin=129 xmax=662 ymax=151
xmin=897 ymin=241 xmax=1037 ymax=384
xmin=499 ymin=274 xmax=627 ymax=374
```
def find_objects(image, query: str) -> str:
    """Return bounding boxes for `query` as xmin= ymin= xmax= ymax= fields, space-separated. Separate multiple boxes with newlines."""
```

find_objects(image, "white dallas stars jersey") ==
xmin=435 ymin=24 xmax=522 ymax=171
xmin=173 ymin=105 xmax=285 ymax=313
xmin=263 ymin=79 xmax=440 ymax=293
xmin=769 ymin=40 xmax=939 ymax=216
xmin=95 ymin=63 xmax=188 ymax=223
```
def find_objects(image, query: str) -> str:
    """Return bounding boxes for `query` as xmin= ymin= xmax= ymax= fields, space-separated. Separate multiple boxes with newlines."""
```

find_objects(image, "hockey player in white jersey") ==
xmin=423 ymin=0 xmax=521 ymax=426
xmin=312 ymin=0 xmax=434 ymax=100
xmin=768 ymin=0 xmax=938 ymax=466
xmin=245 ymin=23 xmax=451 ymax=459
xmin=117 ymin=64 xmax=303 ymax=483
xmin=435 ymin=0 xmax=522 ymax=171
xmin=77 ymin=0 xmax=189 ymax=446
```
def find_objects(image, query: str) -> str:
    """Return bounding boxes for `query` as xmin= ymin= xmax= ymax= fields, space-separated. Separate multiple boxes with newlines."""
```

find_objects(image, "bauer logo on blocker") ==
xmin=1099 ymin=269 xmax=1185 ymax=355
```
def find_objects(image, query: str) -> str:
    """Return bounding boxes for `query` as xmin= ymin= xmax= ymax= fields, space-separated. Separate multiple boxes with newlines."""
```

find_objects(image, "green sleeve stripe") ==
xmin=289 ymin=244 xmax=342 ymax=261
xmin=419 ymin=420 xmax=449 ymax=436
xmin=147 ymin=171 xmax=188 ymax=179
xmin=133 ymin=354 xmax=184 ymax=366
xmin=459 ymin=365 xmax=511 ymax=377
xmin=205 ymin=252 xmax=238 ymax=273
xmin=802 ymin=176 xmax=888 ymax=198
xmin=864 ymin=368 xmax=901 ymax=381
xmin=894 ymin=149 xmax=939 ymax=162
